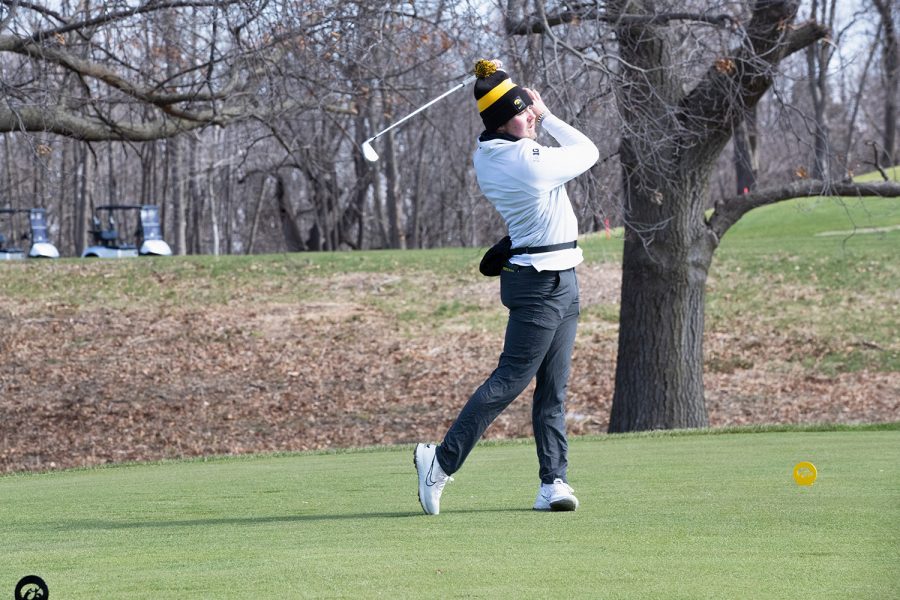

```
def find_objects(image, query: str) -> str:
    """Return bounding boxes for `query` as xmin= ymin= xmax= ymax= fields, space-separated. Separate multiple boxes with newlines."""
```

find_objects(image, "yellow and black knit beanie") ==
xmin=473 ymin=59 xmax=533 ymax=131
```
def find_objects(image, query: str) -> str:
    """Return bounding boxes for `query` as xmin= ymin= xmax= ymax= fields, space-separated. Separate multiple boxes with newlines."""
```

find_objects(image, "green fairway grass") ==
xmin=2 ymin=427 xmax=897 ymax=599
xmin=702 ymin=169 xmax=900 ymax=373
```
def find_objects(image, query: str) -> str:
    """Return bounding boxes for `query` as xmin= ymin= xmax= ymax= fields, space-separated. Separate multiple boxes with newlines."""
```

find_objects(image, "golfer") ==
xmin=415 ymin=59 xmax=599 ymax=514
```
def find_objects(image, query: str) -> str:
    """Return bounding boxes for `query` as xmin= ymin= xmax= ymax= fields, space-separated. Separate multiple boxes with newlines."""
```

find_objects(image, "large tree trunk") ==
xmin=611 ymin=247 xmax=711 ymax=430
xmin=609 ymin=140 xmax=716 ymax=431
xmin=607 ymin=0 xmax=715 ymax=432
xmin=607 ymin=0 xmax=828 ymax=432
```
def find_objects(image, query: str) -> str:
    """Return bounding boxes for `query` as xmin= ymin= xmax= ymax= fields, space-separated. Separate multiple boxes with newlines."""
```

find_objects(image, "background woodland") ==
xmin=1 ymin=0 xmax=897 ymax=257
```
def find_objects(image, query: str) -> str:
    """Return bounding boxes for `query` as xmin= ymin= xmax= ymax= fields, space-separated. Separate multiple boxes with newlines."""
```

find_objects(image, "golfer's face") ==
xmin=501 ymin=107 xmax=537 ymax=140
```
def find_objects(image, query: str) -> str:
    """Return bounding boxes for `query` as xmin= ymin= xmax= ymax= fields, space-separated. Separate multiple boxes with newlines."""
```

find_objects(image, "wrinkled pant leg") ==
xmin=436 ymin=267 xmax=577 ymax=477
xmin=532 ymin=278 xmax=579 ymax=484
xmin=436 ymin=315 xmax=557 ymax=475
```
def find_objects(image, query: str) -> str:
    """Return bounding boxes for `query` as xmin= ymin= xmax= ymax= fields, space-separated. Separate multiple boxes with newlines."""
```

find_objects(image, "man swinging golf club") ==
xmin=415 ymin=59 xmax=599 ymax=514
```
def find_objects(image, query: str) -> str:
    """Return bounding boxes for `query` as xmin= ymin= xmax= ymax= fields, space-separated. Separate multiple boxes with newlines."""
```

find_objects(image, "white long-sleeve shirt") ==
xmin=473 ymin=113 xmax=599 ymax=271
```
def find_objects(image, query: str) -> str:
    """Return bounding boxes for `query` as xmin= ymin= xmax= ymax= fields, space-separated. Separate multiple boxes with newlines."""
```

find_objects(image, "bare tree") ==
xmin=509 ymin=0 xmax=900 ymax=432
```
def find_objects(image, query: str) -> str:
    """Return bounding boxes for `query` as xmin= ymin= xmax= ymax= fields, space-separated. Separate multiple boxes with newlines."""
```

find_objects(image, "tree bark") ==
xmin=273 ymin=173 xmax=305 ymax=252
xmin=75 ymin=141 xmax=91 ymax=256
xmin=734 ymin=107 xmax=758 ymax=194
xmin=384 ymin=130 xmax=406 ymax=250
xmin=611 ymin=220 xmax=713 ymax=430
xmin=167 ymin=137 xmax=187 ymax=255
xmin=246 ymin=178 xmax=267 ymax=255
xmin=207 ymin=168 xmax=220 ymax=256
xmin=608 ymin=0 xmax=829 ymax=432
xmin=610 ymin=138 xmax=717 ymax=430
xmin=873 ymin=0 xmax=898 ymax=165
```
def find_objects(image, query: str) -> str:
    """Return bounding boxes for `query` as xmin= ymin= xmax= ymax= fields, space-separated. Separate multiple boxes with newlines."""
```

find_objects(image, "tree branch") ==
xmin=0 ymin=103 xmax=236 ymax=141
xmin=679 ymin=1 xmax=828 ymax=143
xmin=0 ymin=96 xmax=355 ymax=141
xmin=0 ymin=0 xmax=243 ymax=43
xmin=708 ymin=179 xmax=900 ymax=239
xmin=0 ymin=36 xmax=230 ymax=105
xmin=0 ymin=6 xmax=357 ymax=141
xmin=506 ymin=5 xmax=737 ymax=35
xmin=0 ymin=0 xmax=18 ymax=32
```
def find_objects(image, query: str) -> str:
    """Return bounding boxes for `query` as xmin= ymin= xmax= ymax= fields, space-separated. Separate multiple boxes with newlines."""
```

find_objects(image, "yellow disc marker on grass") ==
xmin=793 ymin=461 xmax=817 ymax=486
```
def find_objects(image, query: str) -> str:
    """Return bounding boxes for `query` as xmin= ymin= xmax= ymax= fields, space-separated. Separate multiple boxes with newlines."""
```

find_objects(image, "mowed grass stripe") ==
xmin=1 ymin=429 xmax=897 ymax=599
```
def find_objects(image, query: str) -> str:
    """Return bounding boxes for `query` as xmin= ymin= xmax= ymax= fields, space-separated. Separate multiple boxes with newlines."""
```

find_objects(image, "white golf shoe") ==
xmin=414 ymin=443 xmax=452 ymax=515
xmin=533 ymin=478 xmax=579 ymax=511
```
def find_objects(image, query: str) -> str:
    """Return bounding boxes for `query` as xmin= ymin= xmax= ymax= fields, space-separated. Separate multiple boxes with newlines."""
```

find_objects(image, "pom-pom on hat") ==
xmin=473 ymin=59 xmax=533 ymax=131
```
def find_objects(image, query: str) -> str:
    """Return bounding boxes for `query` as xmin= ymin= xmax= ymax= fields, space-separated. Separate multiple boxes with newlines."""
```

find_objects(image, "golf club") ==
xmin=361 ymin=73 xmax=477 ymax=162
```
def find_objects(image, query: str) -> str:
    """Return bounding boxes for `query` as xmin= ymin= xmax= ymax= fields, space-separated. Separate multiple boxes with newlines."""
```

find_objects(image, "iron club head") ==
xmin=361 ymin=140 xmax=379 ymax=162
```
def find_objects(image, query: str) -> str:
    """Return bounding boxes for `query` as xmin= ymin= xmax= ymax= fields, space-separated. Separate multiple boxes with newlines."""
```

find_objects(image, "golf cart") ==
xmin=82 ymin=204 xmax=172 ymax=258
xmin=0 ymin=207 xmax=60 ymax=260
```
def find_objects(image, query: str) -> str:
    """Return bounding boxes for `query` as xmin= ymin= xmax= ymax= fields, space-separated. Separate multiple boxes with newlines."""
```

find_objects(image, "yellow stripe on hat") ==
xmin=477 ymin=78 xmax=515 ymax=113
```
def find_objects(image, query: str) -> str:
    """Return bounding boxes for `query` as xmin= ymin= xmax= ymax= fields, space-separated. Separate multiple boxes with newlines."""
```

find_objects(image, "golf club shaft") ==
xmin=365 ymin=74 xmax=476 ymax=144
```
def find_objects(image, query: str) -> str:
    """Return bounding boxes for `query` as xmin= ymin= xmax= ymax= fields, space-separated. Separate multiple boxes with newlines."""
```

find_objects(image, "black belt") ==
xmin=510 ymin=240 xmax=577 ymax=255
xmin=501 ymin=263 xmax=537 ymax=273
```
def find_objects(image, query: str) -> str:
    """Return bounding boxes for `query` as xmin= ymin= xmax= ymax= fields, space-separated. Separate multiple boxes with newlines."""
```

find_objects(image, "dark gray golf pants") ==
xmin=435 ymin=265 xmax=579 ymax=484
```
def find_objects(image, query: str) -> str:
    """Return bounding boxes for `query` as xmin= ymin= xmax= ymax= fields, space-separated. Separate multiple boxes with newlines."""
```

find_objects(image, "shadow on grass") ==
xmin=51 ymin=508 xmax=537 ymax=531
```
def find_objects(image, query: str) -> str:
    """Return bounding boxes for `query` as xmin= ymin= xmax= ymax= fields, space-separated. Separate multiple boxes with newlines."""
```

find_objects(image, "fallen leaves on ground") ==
xmin=0 ymin=265 xmax=896 ymax=473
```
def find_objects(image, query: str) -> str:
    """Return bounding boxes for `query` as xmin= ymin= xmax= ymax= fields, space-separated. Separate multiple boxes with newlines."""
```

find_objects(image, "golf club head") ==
xmin=361 ymin=140 xmax=379 ymax=162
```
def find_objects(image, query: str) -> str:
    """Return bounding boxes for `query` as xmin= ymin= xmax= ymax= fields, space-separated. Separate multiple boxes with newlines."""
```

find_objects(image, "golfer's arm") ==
xmin=524 ymin=114 xmax=599 ymax=187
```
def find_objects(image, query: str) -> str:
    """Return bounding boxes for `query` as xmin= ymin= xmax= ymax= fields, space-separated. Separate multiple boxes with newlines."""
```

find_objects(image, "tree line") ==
xmin=2 ymin=1 xmax=893 ymax=258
